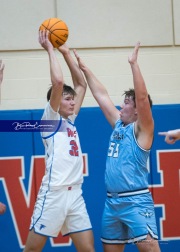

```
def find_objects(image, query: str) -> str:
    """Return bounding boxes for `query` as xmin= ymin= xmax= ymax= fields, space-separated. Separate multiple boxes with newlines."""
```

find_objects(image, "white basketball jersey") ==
xmin=40 ymin=102 xmax=83 ymax=189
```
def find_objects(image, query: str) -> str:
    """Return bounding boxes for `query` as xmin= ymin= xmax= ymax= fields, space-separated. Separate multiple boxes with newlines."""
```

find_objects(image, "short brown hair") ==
xmin=47 ymin=84 xmax=77 ymax=101
xmin=123 ymin=88 xmax=153 ymax=108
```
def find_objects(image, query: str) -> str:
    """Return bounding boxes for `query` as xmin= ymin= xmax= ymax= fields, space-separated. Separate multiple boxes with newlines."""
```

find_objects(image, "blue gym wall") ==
xmin=0 ymin=104 xmax=180 ymax=252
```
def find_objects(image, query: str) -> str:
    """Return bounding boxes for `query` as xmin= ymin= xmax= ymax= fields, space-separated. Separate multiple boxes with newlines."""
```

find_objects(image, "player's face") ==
xmin=59 ymin=93 xmax=75 ymax=118
xmin=120 ymin=96 xmax=137 ymax=125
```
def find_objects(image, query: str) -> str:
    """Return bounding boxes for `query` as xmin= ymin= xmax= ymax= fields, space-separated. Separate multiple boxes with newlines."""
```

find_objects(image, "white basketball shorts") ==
xmin=30 ymin=184 xmax=92 ymax=237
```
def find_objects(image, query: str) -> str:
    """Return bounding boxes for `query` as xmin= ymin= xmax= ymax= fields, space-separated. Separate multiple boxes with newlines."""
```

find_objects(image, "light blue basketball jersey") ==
xmin=105 ymin=119 xmax=150 ymax=193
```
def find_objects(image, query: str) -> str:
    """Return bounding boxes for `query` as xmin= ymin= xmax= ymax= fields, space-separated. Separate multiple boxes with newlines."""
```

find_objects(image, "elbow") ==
xmin=93 ymin=89 xmax=108 ymax=99
xmin=57 ymin=78 xmax=64 ymax=86
xmin=78 ymin=81 xmax=87 ymax=92
xmin=137 ymin=93 xmax=152 ymax=108
xmin=52 ymin=77 xmax=64 ymax=88
xmin=83 ymin=83 xmax=87 ymax=92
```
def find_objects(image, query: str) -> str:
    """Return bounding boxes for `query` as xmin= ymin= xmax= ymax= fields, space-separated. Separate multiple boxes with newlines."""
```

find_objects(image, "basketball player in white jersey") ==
xmin=23 ymin=30 xmax=95 ymax=252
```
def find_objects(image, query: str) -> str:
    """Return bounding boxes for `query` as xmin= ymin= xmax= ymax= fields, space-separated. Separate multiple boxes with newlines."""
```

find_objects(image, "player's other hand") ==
xmin=73 ymin=49 xmax=87 ymax=72
xmin=58 ymin=43 xmax=70 ymax=55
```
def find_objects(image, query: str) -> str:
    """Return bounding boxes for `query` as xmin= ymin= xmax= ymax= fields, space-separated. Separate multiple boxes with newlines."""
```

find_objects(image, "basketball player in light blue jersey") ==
xmin=74 ymin=43 xmax=161 ymax=252
xmin=24 ymin=30 xmax=95 ymax=252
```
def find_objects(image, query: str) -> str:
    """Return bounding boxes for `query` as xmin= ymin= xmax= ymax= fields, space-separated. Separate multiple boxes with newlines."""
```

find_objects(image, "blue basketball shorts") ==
xmin=101 ymin=192 xmax=159 ymax=244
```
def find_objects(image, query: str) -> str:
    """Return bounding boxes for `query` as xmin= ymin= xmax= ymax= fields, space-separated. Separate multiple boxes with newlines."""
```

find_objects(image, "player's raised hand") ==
xmin=39 ymin=30 xmax=53 ymax=51
xmin=73 ymin=49 xmax=87 ymax=72
xmin=128 ymin=42 xmax=140 ymax=65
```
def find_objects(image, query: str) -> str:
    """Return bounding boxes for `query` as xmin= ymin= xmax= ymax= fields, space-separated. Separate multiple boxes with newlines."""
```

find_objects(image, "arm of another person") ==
xmin=39 ymin=30 xmax=64 ymax=112
xmin=0 ymin=60 xmax=5 ymax=102
xmin=0 ymin=60 xmax=5 ymax=85
xmin=0 ymin=202 xmax=6 ymax=215
xmin=58 ymin=44 xmax=87 ymax=115
xmin=158 ymin=129 xmax=180 ymax=144
xmin=73 ymin=50 xmax=119 ymax=127
xmin=128 ymin=42 xmax=154 ymax=149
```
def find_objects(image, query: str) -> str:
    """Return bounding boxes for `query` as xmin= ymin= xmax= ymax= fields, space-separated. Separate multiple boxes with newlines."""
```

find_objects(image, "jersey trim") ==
xmin=132 ymin=123 xmax=151 ymax=152
xmin=107 ymin=188 xmax=149 ymax=198
xmin=42 ymin=117 xmax=62 ymax=139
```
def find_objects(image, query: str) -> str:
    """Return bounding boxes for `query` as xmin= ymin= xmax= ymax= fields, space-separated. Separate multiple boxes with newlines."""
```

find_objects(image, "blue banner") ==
xmin=0 ymin=105 xmax=180 ymax=252
xmin=0 ymin=120 xmax=60 ymax=132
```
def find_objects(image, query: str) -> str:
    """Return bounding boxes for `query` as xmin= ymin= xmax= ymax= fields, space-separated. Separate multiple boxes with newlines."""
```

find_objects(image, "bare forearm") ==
xmin=63 ymin=51 xmax=86 ymax=90
xmin=48 ymin=49 xmax=63 ymax=86
xmin=0 ymin=60 xmax=5 ymax=85
xmin=83 ymin=67 xmax=108 ymax=99
xmin=128 ymin=42 xmax=149 ymax=105
xmin=130 ymin=63 xmax=148 ymax=102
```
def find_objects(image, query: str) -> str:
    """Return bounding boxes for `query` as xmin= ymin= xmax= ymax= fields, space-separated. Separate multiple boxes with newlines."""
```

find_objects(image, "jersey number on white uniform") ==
xmin=69 ymin=140 xmax=79 ymax=156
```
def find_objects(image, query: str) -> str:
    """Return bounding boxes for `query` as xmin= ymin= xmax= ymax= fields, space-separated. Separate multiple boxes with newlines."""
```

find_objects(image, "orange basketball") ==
xmin=39 ymin=18 xmax=69 ymax=48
